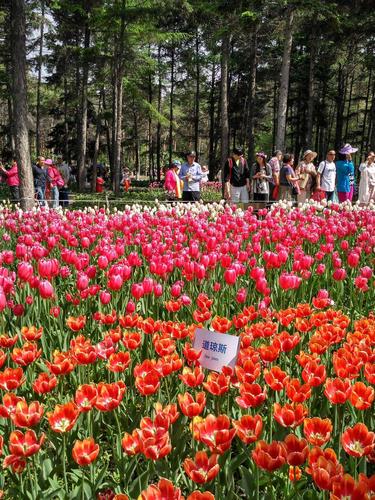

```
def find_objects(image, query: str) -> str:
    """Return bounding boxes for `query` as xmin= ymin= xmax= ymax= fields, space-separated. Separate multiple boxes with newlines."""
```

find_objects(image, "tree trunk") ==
xmin=7 ymin=94 xmax=15 ymax=153
xmin=344 ymin=70 xmax=354 ymax=139
xmin=275 ymin=8 xmax=294 ymax=151
xmin=247 ymin=27 xmax=258 ymax=163
xmin=220 ymin=32 xmax=230 ymax=191
xmin=134 ymin=106 xmax=140 ymax=179
xmin=369 ymin=81 xmax=375 ymax=150
xmin=91 ymin=94 xmax=102 ymax=192
xmin=272 ymin=79 xmax=277 ymax=154
xmin=35 ymin=0 xmax=45 ymax=157
xmin=334 ymin=64 xmax=346 ymax=150
xmin=77 ymin=18 xmax=90 ymax=191
xmin=147 ymin=47 xmax=153 ymax=180
xmin=168 ymin=46 xmax=175 ymax=165
xmin=306 ymin=35 xmax=317 ymax=148
xmin=112 ymin=1 xmax=125 ymax=196
xmin=63 ymin=72 xmax=69 ymax=161
xmin=156 ymin=45 xmax=162 ymax=181
xmin=194 ymin=30 xmax=200 ymax=157
xmin=10 ymin=0 xmax=34 ymax=210
xmin=208 ymin=62 xmax=216 ymax=177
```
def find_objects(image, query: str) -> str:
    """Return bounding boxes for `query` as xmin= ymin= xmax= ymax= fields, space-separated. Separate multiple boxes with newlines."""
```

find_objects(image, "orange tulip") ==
xmin=303 ymin=418 xmax=332 ymax=446
xmin=139 ymin=478 xmax=182 ymax=500
xmin=11 ymin=400 xmax=44 ymax=428
xmin=48 ymin=402 xmax=79 ymax=433
xmin=232 ymin=414 xmax=263 ymax=444
xmin=66 ymin=315 xmax=86 ymax=332
xmin=0 ymin=392 xmax=24 ymax=418
xmin=283 ymin=434 xmax=309 ymax=466
xmin=252 ymin=440 xmax=286 ymax=472
xmin=349 ymin=381 xmax=374 ymax=411
xmin=195 ymin=414 xmax=235 ymax=454
xmin=11 ymin=342 xmax=42 ymax=366
xmin=183 ymin=451 xmax=219 ymax=484
xmin=32 ymin=372 xmax=58 ymax=394
xmin=178 ymin=392 xmax=206 ymax=418
xmin=121 ymin=430 xmax=141 ymax=456
xmin=324 ymin=378 xmax=352 ymax=405
xmin=94 ymin=381 xmax=126 ymax=411
xmin=20 ymin=326 xmax=43 ymax=342
xmin=203 ymin=372 xmax=230 ymax=396
xmin=341 ymin=423 xmax=375 ymax=458
xmin=273 ymin=402 xmax=308 ymax=428
xmin=72 ymin=438 xmax=99 ymax=466
xmin=0 ymin=367 xmax=25 ymax=391
xmin=75 ymin=384 xmax=97 ymax=412
xmin=9 ymin=429 xmax=45 ymax=457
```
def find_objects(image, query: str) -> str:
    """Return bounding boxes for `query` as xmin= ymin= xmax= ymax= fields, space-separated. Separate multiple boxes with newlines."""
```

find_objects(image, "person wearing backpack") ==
xmin=223 ymin=147 xmax=250 ymax=204
xmin=316 ymin=150 xmax=337 ymax=202
xmin=45 ymin=159 xmax=64 ymax=209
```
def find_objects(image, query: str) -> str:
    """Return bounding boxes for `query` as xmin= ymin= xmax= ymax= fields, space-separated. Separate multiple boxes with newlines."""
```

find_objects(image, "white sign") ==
xmin=193 ymin=328 xmax=240 ymax=372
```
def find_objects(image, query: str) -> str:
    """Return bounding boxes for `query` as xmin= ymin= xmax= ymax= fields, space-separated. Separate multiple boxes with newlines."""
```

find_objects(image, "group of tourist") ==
xmin=164 ymin=145 xmax=375 ymax=206
xmin=0 ymin=156 xmax=71 ymax=207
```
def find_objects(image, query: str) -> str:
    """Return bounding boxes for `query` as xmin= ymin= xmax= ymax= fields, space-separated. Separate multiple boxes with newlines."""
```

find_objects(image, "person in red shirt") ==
xmin=0 ymin=158 xmax=20 ymax=202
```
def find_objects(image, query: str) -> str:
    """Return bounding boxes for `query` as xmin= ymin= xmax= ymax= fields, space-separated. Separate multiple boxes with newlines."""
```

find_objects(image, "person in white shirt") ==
xmin=316 ymin=150 xmax=337 ymax=202
xmin=358 ymin=151 xmax=375 ymax=205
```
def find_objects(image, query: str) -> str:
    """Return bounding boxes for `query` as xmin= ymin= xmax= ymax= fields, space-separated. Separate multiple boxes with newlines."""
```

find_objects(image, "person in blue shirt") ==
xmin=336 ymin=144 xmax=357 ymax=203
xmin=179 ymin=151 xmax=203 ymax=202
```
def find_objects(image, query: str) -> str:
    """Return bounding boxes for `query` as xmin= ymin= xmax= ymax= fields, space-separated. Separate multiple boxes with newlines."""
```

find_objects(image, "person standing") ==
xmin=164 ymin=160 xmax=182 ymax=200
xmin=336 ymin=144 xmax=357 ymax=203
xmin=179 ymin=151 xmax=203 ymax=202
xmin=0 ymin=158 xmax=20 ymax=202
xmin=358 ymin=151 xmax=375 ymax=205
xmin=278 ymin=153 xmax=300 ymax=201
xmin=316 ymin=150 xmax=337 ymax=202
xmin=32 ymin=156 xmax=47 ymax=206
xmin=269 ymin=150 xmax=283 ymax=199
xmin=296 ymin=150 xmax=317 ymax=203
xmin=45 ymin=159 xmax=63 ymax=209
xmin=251 ymin=152 xmax=273 ymax=203
xmin=57 ymin=156 xmax=71 ymax=207
xmin=223 ymin=147 xmax=250 ymax=204
xmin=201 ymin=165 xmax=209 ymax=183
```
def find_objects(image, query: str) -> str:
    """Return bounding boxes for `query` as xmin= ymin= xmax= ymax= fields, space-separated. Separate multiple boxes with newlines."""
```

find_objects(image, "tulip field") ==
xmin=0 ymin=201 xmax=374 ymax=499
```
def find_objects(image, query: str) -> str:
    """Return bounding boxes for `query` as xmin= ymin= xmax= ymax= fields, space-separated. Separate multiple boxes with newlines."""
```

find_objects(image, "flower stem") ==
xmin=62 ymin=434 xmax=69 ymax=495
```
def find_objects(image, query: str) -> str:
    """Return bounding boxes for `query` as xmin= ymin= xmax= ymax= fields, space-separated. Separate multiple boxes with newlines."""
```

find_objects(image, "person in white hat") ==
xmin=296 ymin=149 xmax=317 ymax=203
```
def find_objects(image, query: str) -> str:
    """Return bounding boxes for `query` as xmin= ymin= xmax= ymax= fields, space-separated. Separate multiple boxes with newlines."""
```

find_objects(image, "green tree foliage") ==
xmin=0 ymin=0 xmax=374 ymax=188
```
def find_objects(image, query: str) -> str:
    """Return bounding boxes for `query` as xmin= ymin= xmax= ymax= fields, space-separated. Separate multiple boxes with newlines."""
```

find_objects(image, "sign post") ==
xmin=193 ymin=328 xmax=240 ymax=372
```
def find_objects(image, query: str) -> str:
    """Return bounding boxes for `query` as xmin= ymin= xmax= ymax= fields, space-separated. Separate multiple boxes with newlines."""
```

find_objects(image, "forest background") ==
xmin=1 ymin=0 xmax=375 ymax=203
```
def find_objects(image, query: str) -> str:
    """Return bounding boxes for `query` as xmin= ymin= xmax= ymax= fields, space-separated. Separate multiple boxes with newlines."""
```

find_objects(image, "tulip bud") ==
xmin=17 ymin=262 xmax=33 ymax=282
xmin=126 ymin=300 xmax=136 ymax=313
xmin=224 ymin=268 xmax=237 ymax=285
xmin=76 ymin=273 xmax=89 ymax=291
xmin=38 ymin=280 xmax=54 ymax=299
xmin=131 ymin=283 xmax=144 ymax=300
xmin=108 ymin=274 xmax=123 ymax=291
xmin=100 ymin=290 xmax=111 ymax=305
xmin=236 ymin=288 xmax=247 ymax=304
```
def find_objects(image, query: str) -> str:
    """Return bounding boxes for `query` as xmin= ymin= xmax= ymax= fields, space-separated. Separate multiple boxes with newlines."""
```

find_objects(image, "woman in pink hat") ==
xmin=45 ymin=159 xmax=64 ymax=208
xmin=336 ymin=144 xmax=357 ymax=203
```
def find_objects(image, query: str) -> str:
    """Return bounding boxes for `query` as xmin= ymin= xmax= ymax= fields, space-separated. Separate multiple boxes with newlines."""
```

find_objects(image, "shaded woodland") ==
xmin=0 ymin=0 xmax=375 ymax=207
